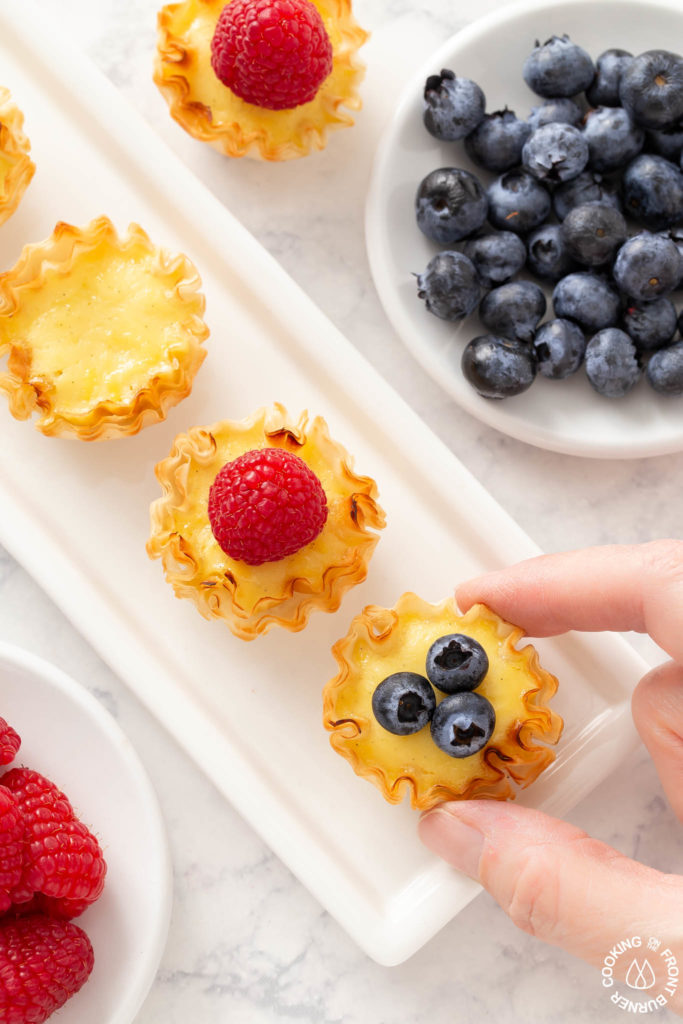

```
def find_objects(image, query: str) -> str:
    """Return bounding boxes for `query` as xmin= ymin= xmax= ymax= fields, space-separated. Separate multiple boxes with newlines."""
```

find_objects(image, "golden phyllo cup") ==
xmin=147 ymin=403 xmax=386 ymax=639
xmin=0 ymin=87 xmax=35 ymax=226
xmin=323 ymin=595 xmax=563 ymax=810
xmin=0 ymin=216 xmax=208 ymax=440
xmin=153 ymin=0 xmax=368 ymax=160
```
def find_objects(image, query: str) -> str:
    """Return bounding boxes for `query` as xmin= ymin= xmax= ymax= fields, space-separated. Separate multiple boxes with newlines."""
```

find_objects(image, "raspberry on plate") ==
xmin=211 ymin=0 xmax=333 ymax=110
xmin=208 ymin=447 xmax=328 ymax=565
xmin=0 ymin=718 xmax=20 ymax=766
xmin=2 ymin=767 xmax=106 ymax=909
xmin=0 ymin=914 xmax=94 ymax=1024
xmin=0 ymin=787 xmax=23 ymax=914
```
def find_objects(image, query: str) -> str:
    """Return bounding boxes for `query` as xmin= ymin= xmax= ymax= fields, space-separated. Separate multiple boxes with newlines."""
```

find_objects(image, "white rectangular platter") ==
xmin=0 ymin=2 xmax=648 ymax=965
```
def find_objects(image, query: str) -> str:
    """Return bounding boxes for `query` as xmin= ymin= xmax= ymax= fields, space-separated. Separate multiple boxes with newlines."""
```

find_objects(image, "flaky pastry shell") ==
xmin=323 ymin=594 xmax=563 ymax=810
xmin=0 ymin=216 xmax=208 ymax=440
xmin=153 ymin=0 xmax=368 ymax=160
xmin=0 ymin=87 xmax=35 ymax=226
xmin=147 ymin=403 xmax=386 ymax=639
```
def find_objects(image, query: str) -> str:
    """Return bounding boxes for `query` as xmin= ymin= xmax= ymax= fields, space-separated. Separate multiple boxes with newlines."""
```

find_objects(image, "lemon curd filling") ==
xmin=323 ymin=596 xmax=563 ymax=809
xmin=0 ymin=217 xmax=208 ymax=440
xmin=154 ymin=0 xmax=368 ymax=159
xmin=13 ymin=247 xmax=193 ymax=412
xmin=147 ymin=404 xmax=386 ymax=639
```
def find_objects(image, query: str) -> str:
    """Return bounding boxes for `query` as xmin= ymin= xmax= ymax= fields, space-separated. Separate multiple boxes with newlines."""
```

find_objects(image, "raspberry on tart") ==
xmin=0 ymin=87 xmax=35 ymax=226
xmin=0 ymin=216 xmax=208 ymax=440
xmin=153 ymin=0 xmax=368 ymax=160
xmin=323 ymin=594 xmax=563 ymax=810
xmin=147 ymin=403 xmax=386 ymax=640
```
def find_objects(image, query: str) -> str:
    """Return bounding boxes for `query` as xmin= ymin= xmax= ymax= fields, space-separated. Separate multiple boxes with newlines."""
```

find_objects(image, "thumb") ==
xmin=419 ymin=801 xmax=683 ymax=1002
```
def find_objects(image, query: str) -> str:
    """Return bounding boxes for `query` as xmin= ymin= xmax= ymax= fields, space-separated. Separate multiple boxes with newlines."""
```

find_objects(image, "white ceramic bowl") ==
xmin=0 ymin=642 xmax=171 ymax=1023
xmin=366 ymin=0 xmax=683 ymax=458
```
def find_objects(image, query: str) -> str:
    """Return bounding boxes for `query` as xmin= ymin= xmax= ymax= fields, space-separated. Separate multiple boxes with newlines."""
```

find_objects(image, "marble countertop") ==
xmin=4 ymin=0 xmax=682 ymax=1020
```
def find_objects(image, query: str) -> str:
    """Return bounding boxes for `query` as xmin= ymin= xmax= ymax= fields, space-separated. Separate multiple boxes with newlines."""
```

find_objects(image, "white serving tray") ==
xmin=0 ymin=1 xmax=648 ymax=965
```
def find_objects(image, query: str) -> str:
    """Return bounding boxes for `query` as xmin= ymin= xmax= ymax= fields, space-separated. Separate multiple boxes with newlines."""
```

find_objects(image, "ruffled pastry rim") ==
xmin=0 ymin=87 xmax=35 ymax=226
xmin=147 ymin=403 xmax=386 ymax=639
xmin=0 ymin=215 xmax=208 ymax=441
xmin=153 ymin=0 xmax=368 ymax=160
xmin=323 ymin=594 xmax=563 ymax=810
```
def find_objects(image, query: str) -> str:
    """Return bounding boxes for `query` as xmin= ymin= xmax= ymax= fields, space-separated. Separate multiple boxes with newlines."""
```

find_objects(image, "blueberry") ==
xmin=416 ymin=251 xmax=481 ymax=321
xmin=423 ymin=69 xmax=486 ymax=141
xmin=533 ymin=318 xmax=586 ymax=379
xmin=523 ymin=35 xmax=595 ymax=98
xmin=646 ymin=341 xmax=683 ymax=394
xmin=585 ymin=328 xmax=642 ymax=397
xmin=486 ymin=169 xmax=551 ymax=234
xmin=464 ymin=109 xmax=531 ymax=172
xmin=415 ymin=167 xmax=489 ymax=244
xmin=623 ymin=298 xmax=677 ymax=351
xmin=371 ymin=672 xmax=436 ymax=736
xmin=479 ymin=281 xmax=546 ymax=343
xmin=553 ymin=170 xmax=622 ymax=220
xmin=622 ymin=154 xmax=683 ymax=230
xmin=646 ymin=123 xmax=683 ymax=162
xmin=583 ymin=106 xmax=644 ymax=173
xmin=560 ymin=202 xmax=627 ymax=266
xmin=660 ymin=225 xmax=683 ymax=275
xmin=586 ymin=49 xmax=633 ymax=107
xmin=463 ymin=231 xmax=527 ymax=288
xmin=461 ymin=334 xmax=537 ymax=399
xmin=619 ymin=50 xmax=683 ymax=129
xmin=526 ymin=223 xmax=578 ymax=281
xmin=522 ymin=123 xmax=589 ymax=183
xmin=613 ymin=232 xmax=681 ymax=301
xmin=527 ymin=97 xmax=582 ymax=131
xmin=426 ymin=633 xmax=489 ymax=694
xmin=553 ymin=272 xmax=621 ymax=332
xmin=430 ymin=691 xmax=495 ymax=758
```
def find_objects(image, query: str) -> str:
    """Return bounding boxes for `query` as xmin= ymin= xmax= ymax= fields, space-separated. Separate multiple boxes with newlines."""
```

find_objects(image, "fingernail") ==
xmin=418 ymin=807 xmax=484 ymax=879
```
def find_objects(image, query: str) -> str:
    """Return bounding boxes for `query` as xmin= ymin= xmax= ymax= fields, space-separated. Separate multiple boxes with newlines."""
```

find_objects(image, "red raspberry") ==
xmin=208 ymin=447 xmax=328 ymax=565
xmin=0 ymin=718 xmax=20 ymax=766
xmin=0 ymin=914 xmax=94 ymax=1023
xmin=0 ymin=788 xmax=23 ymax=914
xmin=210 ymin=0 xmax=333 ymax=110
xmin=1 ymin=768 xmax=106 ymax=908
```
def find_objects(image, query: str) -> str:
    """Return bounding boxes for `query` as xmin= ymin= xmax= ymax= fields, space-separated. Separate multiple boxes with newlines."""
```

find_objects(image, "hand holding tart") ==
xmin=147 ymin=403 xmax=386 ymax=639
xmin=323 ymin=593 xmax=563 ymax=810
xmin=0 ymin=216 xmax=208 ymax=440
xmin=154 ymin=0 xmax=368 ymax=160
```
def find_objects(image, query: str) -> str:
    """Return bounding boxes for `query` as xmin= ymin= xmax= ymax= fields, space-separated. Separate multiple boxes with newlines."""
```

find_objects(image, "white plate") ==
xmin=0 ymin=641 xmax=171 ymax=1023
xmin=366 ymin=0 xmax=683 ymax=459
xmin=0 ymin=1 xmax=648 ymax=965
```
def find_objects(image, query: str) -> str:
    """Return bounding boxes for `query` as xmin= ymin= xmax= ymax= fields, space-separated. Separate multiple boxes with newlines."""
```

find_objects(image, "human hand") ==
xmin=418 ymin=541 xmax=683 ymax=1014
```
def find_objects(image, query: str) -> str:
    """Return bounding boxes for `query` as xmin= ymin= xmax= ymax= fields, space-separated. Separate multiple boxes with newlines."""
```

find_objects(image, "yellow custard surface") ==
xmin=0 ymin=217 xmax=208 ymax=440
xmin=147 ymin=404 xmax=386 ymax=639
xmin=323 ymin=595 xmax=563 ymax=809
xmin=154 ymin=0 xmax=368 ymax=159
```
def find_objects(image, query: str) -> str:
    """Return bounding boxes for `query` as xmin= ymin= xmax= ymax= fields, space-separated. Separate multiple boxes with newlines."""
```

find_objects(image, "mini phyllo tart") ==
xmin=0 ymin=216 xmax=208 ymax=440
xmin=0 ymin=87 xmax=35 ymax=226
xmin=153 ymin=0 xmax=368 ymax=160
xmin=323 ymin=595 xmax=563 ymax=810
xmin=147 ymin=403 xmax=386 ymax=639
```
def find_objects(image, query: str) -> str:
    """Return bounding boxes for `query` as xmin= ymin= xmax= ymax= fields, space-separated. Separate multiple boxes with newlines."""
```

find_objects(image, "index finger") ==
xmin=456 ymin=540 xmax=683 ymax=664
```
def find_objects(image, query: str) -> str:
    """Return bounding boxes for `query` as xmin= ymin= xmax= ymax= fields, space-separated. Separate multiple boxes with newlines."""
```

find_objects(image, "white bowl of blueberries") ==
xmin=366 ymin=0 xmax=683 ymax=457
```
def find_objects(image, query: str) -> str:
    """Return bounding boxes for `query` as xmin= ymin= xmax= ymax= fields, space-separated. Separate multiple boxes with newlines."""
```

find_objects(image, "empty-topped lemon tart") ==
xmin=323 ymin=594 xmax=563 ymax=810
xmin=154 ymin=0 xmax=368 ymax=160
xmin=147 ymin=403 xmax=386 ymax=639
xmin=0 ymin=87 xmax=35 ymax=226
xmin=0 ymin=216 xmax=208 ymax=440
